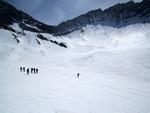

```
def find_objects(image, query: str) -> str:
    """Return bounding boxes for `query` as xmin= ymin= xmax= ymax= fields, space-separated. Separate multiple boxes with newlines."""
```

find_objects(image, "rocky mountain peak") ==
xmin=0 ymin=0 xmax=150 ymax=36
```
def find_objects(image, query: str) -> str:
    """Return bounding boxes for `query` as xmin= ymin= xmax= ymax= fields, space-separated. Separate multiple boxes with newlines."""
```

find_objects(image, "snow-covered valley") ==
xmin=0 ymin=24 xmax=150 ymax=113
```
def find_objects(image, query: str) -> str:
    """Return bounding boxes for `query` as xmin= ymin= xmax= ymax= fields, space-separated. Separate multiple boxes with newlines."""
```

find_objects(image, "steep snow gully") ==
xmin=0 ymin=24 xmax=150 ymax=113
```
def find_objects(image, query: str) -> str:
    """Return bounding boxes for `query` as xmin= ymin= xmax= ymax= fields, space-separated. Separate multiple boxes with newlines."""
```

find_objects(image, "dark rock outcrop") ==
xmin=0 ymin=0 xmax=55 ymax=34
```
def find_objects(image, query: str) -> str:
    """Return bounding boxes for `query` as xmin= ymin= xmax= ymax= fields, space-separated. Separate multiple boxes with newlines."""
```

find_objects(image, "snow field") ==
xmin=0 ymin=24 xmax=150 ymax=113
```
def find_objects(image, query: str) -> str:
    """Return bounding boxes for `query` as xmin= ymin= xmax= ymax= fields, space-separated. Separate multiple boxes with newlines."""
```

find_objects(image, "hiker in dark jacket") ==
xmin=23 ymin=67 xmax=25 ymax=72
xmin=36 ymin=68 xmax=38 ymax=74
xmin=33 ymin=68 xmax=36 ymax=73
xmin=27 ymin=68 xmax=29 ymax=75
xmin=20 ymin=67 xmax=22 ymax=72
xmin=77 ymin=73 xmax=80 ymax=78
xmin=31 ymin=68 xmax=34 ymax=73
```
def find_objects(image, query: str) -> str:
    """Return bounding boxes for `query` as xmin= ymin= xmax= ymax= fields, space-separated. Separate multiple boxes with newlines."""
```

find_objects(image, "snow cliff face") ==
xmin=0 ymin=0 xmax=150 ymax=36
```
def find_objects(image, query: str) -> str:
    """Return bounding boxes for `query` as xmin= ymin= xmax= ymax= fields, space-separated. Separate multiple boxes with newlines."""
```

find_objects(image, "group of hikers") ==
xmin=20 ymin=67 xmax=39 ymax=75
xmin=20 ymin=67 xmax=80 ymax=77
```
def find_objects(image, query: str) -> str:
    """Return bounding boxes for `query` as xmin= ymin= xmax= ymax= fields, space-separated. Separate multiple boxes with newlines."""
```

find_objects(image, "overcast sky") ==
xmin=5 ymin=0 xmax=142 ymax=25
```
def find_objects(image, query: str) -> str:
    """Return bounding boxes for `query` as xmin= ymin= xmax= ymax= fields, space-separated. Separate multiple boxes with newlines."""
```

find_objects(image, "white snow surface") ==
xmin=0 ymin=24 xmax=150 ymax=113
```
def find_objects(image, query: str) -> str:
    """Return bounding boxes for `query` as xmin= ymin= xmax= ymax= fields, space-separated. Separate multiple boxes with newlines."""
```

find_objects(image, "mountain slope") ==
xmin=0 ymin=0 xmax=150 ymax=36
xmin=0 ymin=23 xmax=150 ymax=113
xmin=1 ymin=1 xmax=150 ymax=113
xmin=0 ymin=0 xmax=55 ymax=34
xmin=55 ymin=0 xmax=150 ymax=35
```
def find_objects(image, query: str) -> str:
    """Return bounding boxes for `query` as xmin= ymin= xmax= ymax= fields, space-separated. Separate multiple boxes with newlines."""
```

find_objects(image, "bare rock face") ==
xmin=55 ymin=0 xmax=150 ymax=35
xmin=0 ymin=0 xmax=55 ymax=34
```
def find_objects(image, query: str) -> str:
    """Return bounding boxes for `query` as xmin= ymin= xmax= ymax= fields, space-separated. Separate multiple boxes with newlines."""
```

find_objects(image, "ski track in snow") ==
xmin=0 ymin=24 xmax=150 ymax=113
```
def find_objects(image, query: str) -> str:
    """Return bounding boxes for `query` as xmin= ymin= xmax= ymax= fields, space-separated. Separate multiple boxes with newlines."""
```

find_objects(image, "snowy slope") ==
xmin=0 ymin=24 xmax=150 ymax=113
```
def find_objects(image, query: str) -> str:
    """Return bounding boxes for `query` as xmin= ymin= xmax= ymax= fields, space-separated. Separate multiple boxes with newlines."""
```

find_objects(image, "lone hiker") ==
xmin=77 ymin=73 xmax=80 ymax=78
